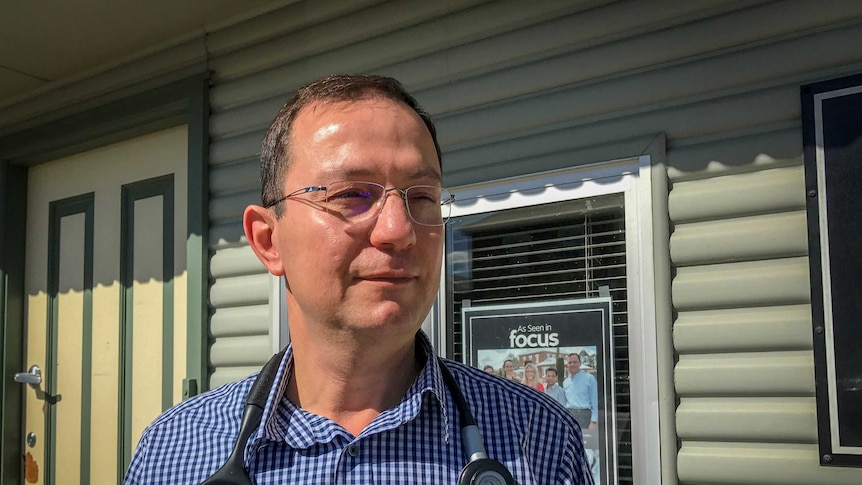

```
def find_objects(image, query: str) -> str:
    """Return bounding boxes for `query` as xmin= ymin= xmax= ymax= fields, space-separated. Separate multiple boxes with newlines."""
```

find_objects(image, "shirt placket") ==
xmin=334 ymin=438 xmax=369 ymax=485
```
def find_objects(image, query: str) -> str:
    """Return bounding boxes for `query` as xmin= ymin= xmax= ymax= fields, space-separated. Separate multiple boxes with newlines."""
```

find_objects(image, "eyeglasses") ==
xmin=264 ymin=181 xmax=455 ymax=226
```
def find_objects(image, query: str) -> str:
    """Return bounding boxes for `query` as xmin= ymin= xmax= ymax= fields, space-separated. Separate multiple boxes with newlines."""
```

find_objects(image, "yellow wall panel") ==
xmin=54 ymin=290 xmax=83 ymax=485
xmin=173 ymin=272 xmax=187 ymax=403
xmin=24 ymin=292 xmax=47 ymax=485
xmin=130 ymin=279 xmax=164 ymax=449
xmin=89 ymin=282 xmax=120 ymax=485
xmin=130 ymin=194 xmax=166 ymax=451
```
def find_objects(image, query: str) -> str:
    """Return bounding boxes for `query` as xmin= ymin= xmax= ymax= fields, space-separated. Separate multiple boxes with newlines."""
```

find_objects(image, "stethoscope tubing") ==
xmin=202 ymin=351 xmax=514 ymax=485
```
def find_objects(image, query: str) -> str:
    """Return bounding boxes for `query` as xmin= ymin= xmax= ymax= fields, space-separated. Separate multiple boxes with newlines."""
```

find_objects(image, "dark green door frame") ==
xmin=0 ymin=73 xmax=210 ymax=483
xmin=0 ymin=160 xmax=27 ymax=485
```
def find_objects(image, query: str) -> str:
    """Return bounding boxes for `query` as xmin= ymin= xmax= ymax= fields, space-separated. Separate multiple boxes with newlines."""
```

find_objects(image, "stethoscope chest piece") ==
xmin=458 ymin=457 xmax=515 ymax=485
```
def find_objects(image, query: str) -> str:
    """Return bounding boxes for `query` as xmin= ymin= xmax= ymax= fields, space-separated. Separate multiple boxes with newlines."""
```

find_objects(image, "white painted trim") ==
xmin=627 ymin=154 xmax=662 ymax=484
xmin=450 ymin=158 xmax=637 ymax=217
xmin=270 ymin=274 xmax=289 ymax=354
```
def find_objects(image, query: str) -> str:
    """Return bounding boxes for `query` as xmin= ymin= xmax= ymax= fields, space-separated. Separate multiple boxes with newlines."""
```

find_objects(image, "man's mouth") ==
xmin=360 ymin=272 xmax=417 ymax=284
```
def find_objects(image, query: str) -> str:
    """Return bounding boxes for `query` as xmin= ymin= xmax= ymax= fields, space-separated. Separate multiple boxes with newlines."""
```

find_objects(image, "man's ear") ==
xmin=243 ymin=205 xmax=285 ymax=276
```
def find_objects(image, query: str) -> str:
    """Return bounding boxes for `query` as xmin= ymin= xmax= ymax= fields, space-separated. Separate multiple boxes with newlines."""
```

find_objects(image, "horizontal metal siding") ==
xmin=669 ymin=168 xmax=845 ymax=483
xmin=676 ymin=350 xmax=814 ymax=396
xmin=201 ymin=0 xmax=862 ymax=482
xmin=675 ymin=305 xmax=812 ymax=353
xmin=673 ymin=257 xmax=811 ymax=310
xmin=208 ymin=0 xmax=606 ymax=111
xmin=208 ymin=244 xmax=271 ymax=387
xmin=671 ymin=212 xmax=808 ymax=265
xmin=676 ymin=397 xmax=817 ymax=442
xmin=209 ymin=0 xmax=493 ymax=84
xmin=678 ymin=443 xmax=862 ymax=484
xmin=668 ymin=165 xmax=807 ymax=221
xmin=205 ymin=0 xmax=385 ymax=59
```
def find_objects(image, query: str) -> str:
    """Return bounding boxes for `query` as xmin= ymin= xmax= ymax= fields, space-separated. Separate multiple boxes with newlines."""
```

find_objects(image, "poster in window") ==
xmin=463 ymin=298 xmax=616 ymax=485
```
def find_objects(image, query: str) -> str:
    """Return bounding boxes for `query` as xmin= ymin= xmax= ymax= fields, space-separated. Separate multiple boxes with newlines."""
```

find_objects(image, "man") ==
xmin=544 ymin=367 xmax=568 ymax=408
xmin=125 ymin=74 xmax=592 ymax=484
xmin=563 ymin=353 xmax=599 ymax=430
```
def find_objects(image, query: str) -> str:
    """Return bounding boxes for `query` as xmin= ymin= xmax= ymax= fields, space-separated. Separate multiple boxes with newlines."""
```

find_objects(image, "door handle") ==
xmin=14 ymin=365 xmax=42 ymax=387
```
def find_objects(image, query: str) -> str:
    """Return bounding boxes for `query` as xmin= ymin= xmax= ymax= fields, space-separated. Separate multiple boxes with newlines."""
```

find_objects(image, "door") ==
xmin=21 ymin=126 xmax=188 ymax=485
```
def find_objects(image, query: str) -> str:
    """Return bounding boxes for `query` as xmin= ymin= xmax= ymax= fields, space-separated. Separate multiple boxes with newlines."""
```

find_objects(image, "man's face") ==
xmin=566 ymin=355 xmax=581 ymax=375
xmin=545 ymin=370 xmax=558 ymax=386
xmin=270 ymin=98 xmax=443 ymax=341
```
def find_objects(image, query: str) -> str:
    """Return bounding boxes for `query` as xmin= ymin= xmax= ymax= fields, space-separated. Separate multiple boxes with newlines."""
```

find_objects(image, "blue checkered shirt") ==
xmin=124 ymin=332 xmax=593 ymax=484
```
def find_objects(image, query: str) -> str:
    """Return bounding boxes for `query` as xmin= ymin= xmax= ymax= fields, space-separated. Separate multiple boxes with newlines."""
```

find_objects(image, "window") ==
xmin=437 ymin=158 xmax=661 ymax=484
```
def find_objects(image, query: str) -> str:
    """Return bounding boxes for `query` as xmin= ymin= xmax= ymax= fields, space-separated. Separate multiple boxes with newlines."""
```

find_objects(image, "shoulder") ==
xmin=125 ymin=375 xmax=256 ymax=483
xmin=148 ymin=374 xmax=254 ymax=432
xmin=440 ymin=359 xmax=579 ymax=439
xmin=440 ymin=360 xmax=590 ymax=483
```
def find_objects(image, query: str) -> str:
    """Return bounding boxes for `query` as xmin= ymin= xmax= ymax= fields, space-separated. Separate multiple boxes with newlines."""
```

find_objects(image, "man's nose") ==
xmin=369 ymin=191 xmax=416 ymax=249
xmin=380 ymin=189 xmax=411 ymax=218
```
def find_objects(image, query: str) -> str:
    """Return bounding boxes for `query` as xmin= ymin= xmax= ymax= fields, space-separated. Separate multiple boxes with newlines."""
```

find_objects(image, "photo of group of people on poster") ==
xmin=479 ymin=347 xmax=598 ymax=429
xmin=464 ymin=298 xmax=615 ymax=485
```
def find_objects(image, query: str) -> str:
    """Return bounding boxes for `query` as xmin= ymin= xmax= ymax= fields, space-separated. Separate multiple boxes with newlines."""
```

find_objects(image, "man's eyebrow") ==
xmin=324 ymin=166 xmax=442 ymax=182
xmin=408 ymin=166 xmax=443 ymax=181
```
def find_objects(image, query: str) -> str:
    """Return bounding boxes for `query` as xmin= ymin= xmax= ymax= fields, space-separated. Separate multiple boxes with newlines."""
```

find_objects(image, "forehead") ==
xmin=288 ymin=98 xmax=439 ymax=179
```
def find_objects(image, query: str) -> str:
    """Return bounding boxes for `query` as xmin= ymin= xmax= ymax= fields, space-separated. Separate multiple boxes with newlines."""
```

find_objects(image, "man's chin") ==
xmin=349 ymin=302 xmax=425 ymax=333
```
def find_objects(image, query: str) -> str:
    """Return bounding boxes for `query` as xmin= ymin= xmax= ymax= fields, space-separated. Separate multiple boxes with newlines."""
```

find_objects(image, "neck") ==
xmin=285 ymin=323 xmax=423 ymax=437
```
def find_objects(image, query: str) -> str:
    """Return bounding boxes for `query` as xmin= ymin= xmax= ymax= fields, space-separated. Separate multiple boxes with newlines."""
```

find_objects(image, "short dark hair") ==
xmin=545 ymin=368 xmax=557 ymax=377
xmin=259 ymin=74 xmax=442 ymax=216
xmin=567 ymin=353 xmax=581 ymax=363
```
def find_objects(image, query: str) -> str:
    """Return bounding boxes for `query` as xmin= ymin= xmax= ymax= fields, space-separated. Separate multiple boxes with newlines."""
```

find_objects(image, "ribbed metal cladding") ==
xmin=669 ymin=164 xmax=861 ymax=484
xmin=447 ymin=195 xmax=632 ymax=482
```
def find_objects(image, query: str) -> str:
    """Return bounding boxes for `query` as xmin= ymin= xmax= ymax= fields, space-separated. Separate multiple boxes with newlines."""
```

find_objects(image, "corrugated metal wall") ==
xmin=203 ymin=0 xmax=862 ymax=482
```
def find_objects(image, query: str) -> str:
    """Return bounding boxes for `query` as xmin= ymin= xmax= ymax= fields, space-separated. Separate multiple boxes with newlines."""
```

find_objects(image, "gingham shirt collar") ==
xmin=245 ymin=331 xmax=451 ymax=459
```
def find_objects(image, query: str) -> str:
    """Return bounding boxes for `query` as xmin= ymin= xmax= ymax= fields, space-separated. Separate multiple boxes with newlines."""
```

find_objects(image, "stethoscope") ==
xmin=202 ymin=349 xmax=515 ymax=485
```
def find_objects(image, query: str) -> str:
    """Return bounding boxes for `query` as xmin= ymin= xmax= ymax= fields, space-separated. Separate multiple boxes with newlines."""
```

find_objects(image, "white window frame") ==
xmin=271 ymin=275 xmax=289 ymax=353
xmin=432 ymin=156 xmax=661 ymax=484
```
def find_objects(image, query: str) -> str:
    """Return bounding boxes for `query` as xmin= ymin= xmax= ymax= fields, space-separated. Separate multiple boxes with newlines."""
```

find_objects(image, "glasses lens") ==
xmin=324 ymin=182 xmax=383 ymax=220
xmin=405 ymin=186 xmax=452 ymax=226
xmin=321 ymin=182 xmax=453 ymax=225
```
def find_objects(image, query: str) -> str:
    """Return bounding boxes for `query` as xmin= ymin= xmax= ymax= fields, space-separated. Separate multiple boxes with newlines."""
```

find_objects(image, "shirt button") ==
xmin=347 ymin=444 xmax=359 ymax=457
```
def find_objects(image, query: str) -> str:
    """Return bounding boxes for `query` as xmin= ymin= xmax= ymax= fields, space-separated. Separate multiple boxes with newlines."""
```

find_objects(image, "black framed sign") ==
xmin=802 ymin=72 xmax=862 ymax=468
xmin=462 ymin=297 xmax=616 ymax=484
